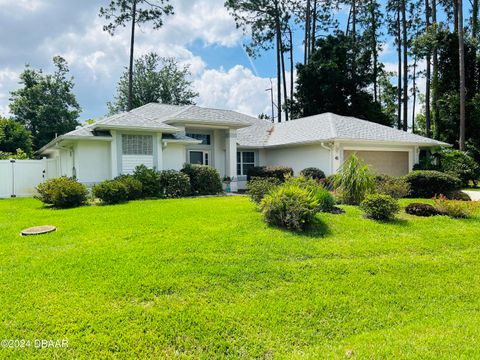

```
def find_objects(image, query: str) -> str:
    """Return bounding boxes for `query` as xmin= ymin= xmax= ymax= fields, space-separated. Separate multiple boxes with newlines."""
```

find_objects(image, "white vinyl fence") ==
xmin=0 ymin=158 xmax=58 ymax=198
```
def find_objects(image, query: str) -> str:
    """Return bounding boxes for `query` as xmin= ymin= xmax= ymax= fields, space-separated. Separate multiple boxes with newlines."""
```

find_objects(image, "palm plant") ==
xmin=334 ymin=154 xmax=376 ymax=205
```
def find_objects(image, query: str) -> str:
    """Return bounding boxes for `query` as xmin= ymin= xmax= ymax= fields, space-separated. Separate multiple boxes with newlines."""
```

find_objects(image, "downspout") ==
xmin=320 ymin=142 xmax=333 ymax=175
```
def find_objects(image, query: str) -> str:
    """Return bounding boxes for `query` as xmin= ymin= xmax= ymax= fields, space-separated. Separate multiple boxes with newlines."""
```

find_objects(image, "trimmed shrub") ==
xmin=375 ymin=175 xmax=410 ymax=199
xmin=36 ymin=177 xmax=88 ymax=208
xmin=260 ymin=183 xmax=319 ymax=231
xmin=246 ymin=177 xmax=281 ymax=204
xmin=300 ymin=167 xmax=326 ymax=181
xmin=133 ymin=165 xmax=161 ymax=198
xmin=158 ymin=170 xmax=191 ymax=198
xmin=285 ymin=176 xmax=335 ymax=212
xmin=448 ymin=190 xmax=471 ymax=201
xmin=247 ymin=166 xmax=293 ymax=182
xmin=93 ymin=179 xmax=129 ymax=204
xmin=360 ymin=194 xmax=400 ymax=221
xmin=114 ymin=175 xmax=143 ymax=200
xmin=334 ymin=154 xmax=376 ymax=205
xmin=405 ymin=203 xmax=439 ymax=217
xmin=433 ymin=194 xmax=476 ymax=218
xmin=403 ymin=170 xmax=462 ymax=198
xmin=181 ymin=164 xmax=222 ymax=195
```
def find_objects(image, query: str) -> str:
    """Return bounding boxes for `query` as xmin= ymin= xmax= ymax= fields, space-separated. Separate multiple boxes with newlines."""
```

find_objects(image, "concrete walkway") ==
xmin=463 ymin=190 xmax=480 ymax=201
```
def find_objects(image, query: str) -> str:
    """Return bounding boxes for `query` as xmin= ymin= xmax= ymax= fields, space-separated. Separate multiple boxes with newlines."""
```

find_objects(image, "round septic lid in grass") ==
xmin=21 ymin=225 xmax=56 ymax=236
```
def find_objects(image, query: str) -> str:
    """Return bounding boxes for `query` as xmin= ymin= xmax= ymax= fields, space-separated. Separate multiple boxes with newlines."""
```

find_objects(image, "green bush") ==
xmin=36 ymin=177 xmax=88 ymax=208
xmin=300 ymin=167 xmax=326 ymax=181
xmin=375 ymin=175 xmax=410 ymax=199
xmin=403 ymin=170 xmax=462 ymax=198
xmin=259 ymin=183 xmax=319 ymax=231
xmin=181 ymin=164 xmax=222 ymax=195
xmin=133 ymin=165 xmax=160 ymax=198
xmin=247 ymin=166 xmax=293 ymax=182
xmin=246 ymin=177 xmax=281 ymax=204
xmin=158 ymin=170 xmax=191 ymax=198
xmin=334 ymin=154 xmax=376 ymax=205
xmin=114 ymin=175 xmax=143 ymax=200
xmin=438 ymin=149 xmax=479 ymax=186
xmin=360 ymin=194 xmax=400 ymax=221
xmin=433 ymin=194 xmax=476 ymax=218
xmin=285 ymin=176 xmax=335 ymax=212
xmin=447 ymin=190 xmax=471 ymax=201
xmin=93 ymin=179 xmax=129 ymax=204
xmin=405 ymin=203 xmax=439 ymax=217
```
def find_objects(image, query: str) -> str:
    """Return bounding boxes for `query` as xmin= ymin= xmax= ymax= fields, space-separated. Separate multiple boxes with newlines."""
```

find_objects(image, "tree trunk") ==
xmin=275 ymin=3 xmax=282 ymax=123
xmin=432 ymin=0 xmax=440 ymax=138
xmin=128 ymin=0 xmax=137 ymax=111
xmin=412 ymin=57 xmax=417 ymax=133
xmin=397 ymin=6 xmax=402 ymax=130
xmin=280 ymin=36 xmax=289 ymax=121
xmin=311 ymin=0 xmax=317 ymax=55
xmin=402 ymin=0 xmax=408 ymax=131
xmin=304 ymin=0 xmax=311 ymax=64
xmin=453 ymin=0 xmax=459 ymax=33
xmin=458 ymin=0 xmax=466 ymax=150
xmin=289 ymin=26 xmax=294 ymax=110
xmin=371 ymin=1 xmax=378 ymax=102
xmin=473 ymin=0 xmax=479 ymax=92
xmin=425 ymin=0 xmax=432 ymax=136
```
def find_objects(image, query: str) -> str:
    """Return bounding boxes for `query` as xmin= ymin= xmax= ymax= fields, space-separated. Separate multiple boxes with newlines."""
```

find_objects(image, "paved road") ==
xmin=463 ymin=190 xmax=480 ymax=201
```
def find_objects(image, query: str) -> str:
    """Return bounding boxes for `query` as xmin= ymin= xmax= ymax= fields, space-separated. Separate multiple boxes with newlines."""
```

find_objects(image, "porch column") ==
xmin=156 ymin=133 xmax=163 ymax=171
xmin=110 ymin=130 xmax=118 ymax=178
xmin=225 ymin=129 xmax=238 ymax=192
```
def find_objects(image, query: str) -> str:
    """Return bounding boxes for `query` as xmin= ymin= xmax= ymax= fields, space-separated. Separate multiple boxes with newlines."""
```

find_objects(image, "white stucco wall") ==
xmin=213 ymin=129 xmax=226 ymax=177
xmin=265 ymin=144 xmax=332 ymax=175
xmin=75 ymin=141 xmax=111 ymax=184
xmin=162 ymin=143 xmax=186 ymax=170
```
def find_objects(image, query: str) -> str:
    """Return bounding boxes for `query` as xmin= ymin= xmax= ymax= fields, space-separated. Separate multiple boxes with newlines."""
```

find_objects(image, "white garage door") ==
xmin=344 ymin=150 xmax=409 ymax=177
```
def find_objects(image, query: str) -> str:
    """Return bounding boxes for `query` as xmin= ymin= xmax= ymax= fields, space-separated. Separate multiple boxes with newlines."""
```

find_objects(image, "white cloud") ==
xmin=195 ymin=65 xmax=272 ymax=117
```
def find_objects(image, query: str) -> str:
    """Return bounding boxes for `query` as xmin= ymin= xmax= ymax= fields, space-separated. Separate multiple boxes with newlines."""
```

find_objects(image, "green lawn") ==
xmin=1 ymin=197 xmax=480 ymax=359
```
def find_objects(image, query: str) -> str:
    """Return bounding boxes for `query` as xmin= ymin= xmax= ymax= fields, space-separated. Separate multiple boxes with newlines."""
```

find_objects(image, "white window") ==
xmin=189 ymin=150 xmax=209 ymax=165
xmin=237 ymin=151 xmax=255 ymax=175
xmin=122 ymin=135 xmax=153 ymax=155
xmin=186 ymin=133 xmax=211 ymax=145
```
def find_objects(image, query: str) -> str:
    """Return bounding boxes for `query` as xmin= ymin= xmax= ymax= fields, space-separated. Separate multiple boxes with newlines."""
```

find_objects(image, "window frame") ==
xmin=237 ymin=151 xmax=255 ymax=176
xmin=121 ymin=134 xmax=153 ymax=156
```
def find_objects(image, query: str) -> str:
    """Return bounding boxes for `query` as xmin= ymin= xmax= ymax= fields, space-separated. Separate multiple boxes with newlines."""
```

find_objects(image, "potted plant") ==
xmin=223 ymin=176 xmax=232 ymax=193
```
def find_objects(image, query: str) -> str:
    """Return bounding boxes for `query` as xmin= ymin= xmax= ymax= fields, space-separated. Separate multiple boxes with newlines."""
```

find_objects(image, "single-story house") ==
xmin=39 ymin=103 xmax=447 ymax=191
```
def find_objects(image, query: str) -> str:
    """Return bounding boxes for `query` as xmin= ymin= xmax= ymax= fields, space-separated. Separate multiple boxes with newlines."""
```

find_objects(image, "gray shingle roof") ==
xmin=93 ymin=111 xmax=179 ymax=132
xmin=237 ymin=112 xmax=448 ymax=147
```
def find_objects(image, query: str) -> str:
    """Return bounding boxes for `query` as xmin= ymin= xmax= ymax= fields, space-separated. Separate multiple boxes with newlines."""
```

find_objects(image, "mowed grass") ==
xmin=0 ymin=197 xmax=480 ymax=359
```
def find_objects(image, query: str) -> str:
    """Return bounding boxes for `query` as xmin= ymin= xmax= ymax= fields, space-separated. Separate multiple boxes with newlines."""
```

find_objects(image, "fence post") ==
xmin=10 ymin=159 xmax=16 ymax=198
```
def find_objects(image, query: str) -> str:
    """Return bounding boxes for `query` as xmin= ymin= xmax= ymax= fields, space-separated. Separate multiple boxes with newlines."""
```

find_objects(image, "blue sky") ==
xmin=0 ymin=0 xmax=454 ymax=124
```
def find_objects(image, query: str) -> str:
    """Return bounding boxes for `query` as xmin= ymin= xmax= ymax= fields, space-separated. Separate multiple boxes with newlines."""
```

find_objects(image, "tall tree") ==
xmin=9 ymin=56 xmax=81 ymax=150
xmin=226 ymin=0 xmax=291 ymax=122
xmin=424 ymin=0 xmax=432 ymax=136
xmin=458 ymin=0 xmax=466 ymax=149
xmin=401 ymin=0 xmax=409 ymax=131
xmin=291 ymin=33 xmax=391 ymax=125
xmin=108 ymin=53 xmax=198 ymax=114
xmin=99 ymin=0 xmax=173 ymax=111
xmin=0 ymin=117 xmax=32 ymax=156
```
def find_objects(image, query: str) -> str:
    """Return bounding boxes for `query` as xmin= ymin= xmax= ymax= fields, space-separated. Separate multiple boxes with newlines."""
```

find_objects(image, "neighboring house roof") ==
xmin=237 ymin=112 xmax=448 ymax=148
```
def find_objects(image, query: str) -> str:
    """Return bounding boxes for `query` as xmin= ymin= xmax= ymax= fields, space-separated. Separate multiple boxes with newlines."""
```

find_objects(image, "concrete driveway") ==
xmin=463 ymin=190 xmax=480 ymax=201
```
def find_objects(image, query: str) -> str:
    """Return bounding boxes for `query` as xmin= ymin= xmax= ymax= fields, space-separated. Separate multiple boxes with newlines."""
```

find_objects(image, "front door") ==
xmin=189 ymin=150 xmax=209 ymax=166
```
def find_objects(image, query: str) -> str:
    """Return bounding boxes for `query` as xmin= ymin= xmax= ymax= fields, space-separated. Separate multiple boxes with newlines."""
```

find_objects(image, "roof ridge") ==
xmin=327 ymin=113 xmax=338 ymax=139
xmin=164 ymin=104 xmax=195 ymax=121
